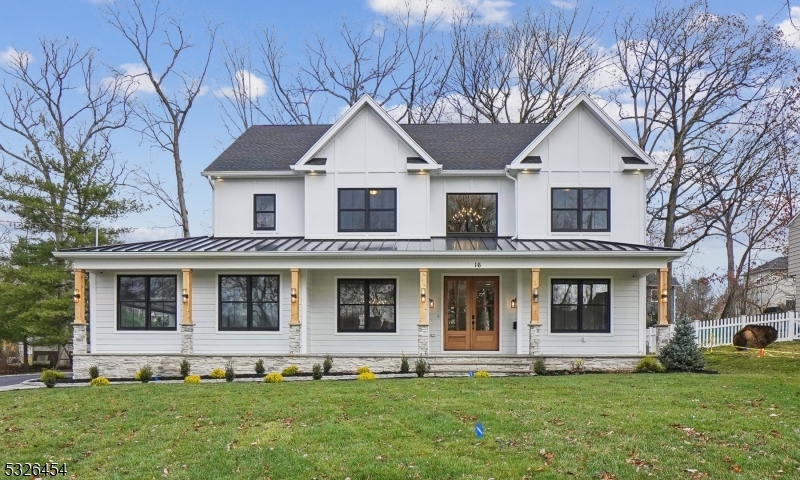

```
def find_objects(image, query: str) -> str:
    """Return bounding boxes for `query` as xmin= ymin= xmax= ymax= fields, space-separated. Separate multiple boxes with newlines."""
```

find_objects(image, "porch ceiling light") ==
xmin=181 ymin=288 xmax=189 ymax=303
xmin=420 ymin=287 xmax=427 ymax=303
xmin=532 ymin=287 xmax=539 ymax=303
xmin=291 ymin=288 xmax=298 ymax=303
xmin=511 ymin=298 xmax=517 ymax=309
xmin=72 ymin=289 xmax=81 ymax=303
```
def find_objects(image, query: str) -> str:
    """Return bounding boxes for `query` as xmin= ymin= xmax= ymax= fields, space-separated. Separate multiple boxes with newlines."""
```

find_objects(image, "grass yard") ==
xmin=2 ymin=346 xmax=800 ymax=479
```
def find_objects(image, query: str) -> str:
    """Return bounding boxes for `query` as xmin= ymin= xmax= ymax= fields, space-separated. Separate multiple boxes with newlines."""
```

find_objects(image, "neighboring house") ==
xmin=55 ymin=94 xmax=683 ymax=379
xmin=789 ymin=214 xmax=800 ymax=313
xmin=747 ymin=256 xmax=794 ymax=314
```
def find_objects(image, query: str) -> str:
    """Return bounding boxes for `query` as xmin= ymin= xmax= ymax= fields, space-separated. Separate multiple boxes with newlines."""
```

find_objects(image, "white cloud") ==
xmin=101 ymin=63 xmax=157 ymax=95
xmin=0 ymin=46 xmax=32 ymax=67
xmin=213 ymin=70 xmax=267 ymax=100
xmin=777 ymin=6 xmax=800 ymax=48
xmin=367 ymin=0 xmax=513 ymax=25
xmin=550 ymin=0 xmax=575 ymax=9
xmin=122 ymin=227 xmax=177 ymax=243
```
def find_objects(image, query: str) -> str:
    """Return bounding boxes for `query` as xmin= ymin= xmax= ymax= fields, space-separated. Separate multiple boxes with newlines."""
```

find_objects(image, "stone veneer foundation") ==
xmin=72 ymin=353 xmax=643 ymax=380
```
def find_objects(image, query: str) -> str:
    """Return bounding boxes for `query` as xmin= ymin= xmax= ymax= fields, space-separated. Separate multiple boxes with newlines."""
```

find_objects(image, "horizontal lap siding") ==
xmin=539 ymin=271 xmax=642 ymax=355
xmin=308 ymin=269 xmax=418 ymax=354
xmin=90 ymin=272 xmax=181 ymax=354
xmin=192 ymin=271 xmax=291 ymax=355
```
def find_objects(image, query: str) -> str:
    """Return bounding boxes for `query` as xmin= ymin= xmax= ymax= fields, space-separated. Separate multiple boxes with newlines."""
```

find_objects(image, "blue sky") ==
xmin=1 ymin=0 xmax=797 ymax=279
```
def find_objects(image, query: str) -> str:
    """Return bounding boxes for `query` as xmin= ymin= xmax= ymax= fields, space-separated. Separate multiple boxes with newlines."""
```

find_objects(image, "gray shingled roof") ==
xmin=751 ymin=256 xmax=788 ymax=273
xmin=203 ymin=123 xmax=549 ymax=172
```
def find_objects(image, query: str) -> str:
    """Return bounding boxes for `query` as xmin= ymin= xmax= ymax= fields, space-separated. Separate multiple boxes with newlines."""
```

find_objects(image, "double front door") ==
xmin=444 ymin=276 xmax=499 ymax=351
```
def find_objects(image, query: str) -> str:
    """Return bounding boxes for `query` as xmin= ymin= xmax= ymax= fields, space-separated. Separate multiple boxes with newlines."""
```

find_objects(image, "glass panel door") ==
xmin=443 ymin=276 xmax=499 ymax=351
xmin=471 ymin=278 xmax=498 ymax=351
xmin=444 ymin=278 xmax=469 ymax=351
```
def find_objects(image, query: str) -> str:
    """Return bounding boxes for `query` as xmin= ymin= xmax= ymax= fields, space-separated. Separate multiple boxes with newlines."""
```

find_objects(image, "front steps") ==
xmin=426 ymin=355 xmax=534 ymax=376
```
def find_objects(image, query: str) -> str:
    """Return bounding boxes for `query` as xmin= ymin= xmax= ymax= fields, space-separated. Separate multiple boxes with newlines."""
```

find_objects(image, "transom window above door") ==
xmin=338 ymin=188 xmax=396 ymax=232
xmin=446 ymin=193 xmax=497 ymax=236
xmin=551 ymin=188 xmax=610 ymax=232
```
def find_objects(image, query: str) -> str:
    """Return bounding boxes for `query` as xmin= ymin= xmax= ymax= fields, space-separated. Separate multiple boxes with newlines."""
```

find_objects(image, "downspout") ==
xmin=504 ymin=167 xmax=518 ymax=239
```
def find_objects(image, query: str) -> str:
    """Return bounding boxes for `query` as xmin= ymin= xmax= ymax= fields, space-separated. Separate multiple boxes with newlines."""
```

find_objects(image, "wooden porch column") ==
xmin=289 ymin=269 xmax=301 ymax=354
xmin=419 ymin=269 xmax=429 ymax=325
xmin=181 ymin=269 xmax=193 ymax=325
xmin=73 ymin=269 xmax=86 ymax=324
xmin=657 ymin=268 xmax=669 ymax=326
xmin=530 ymin=268 xmax=540 ymax=325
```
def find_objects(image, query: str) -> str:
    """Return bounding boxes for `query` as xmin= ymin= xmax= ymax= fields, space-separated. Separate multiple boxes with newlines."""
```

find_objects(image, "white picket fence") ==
xmin=646 ymin=311 xmax=800 ymax=351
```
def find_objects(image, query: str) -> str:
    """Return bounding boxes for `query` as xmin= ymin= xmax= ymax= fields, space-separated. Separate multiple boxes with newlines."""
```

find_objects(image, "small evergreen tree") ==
xmin=180 ymin=359 xmax=191 ymax=378
xmin=658 ymin=317 xmax=705 ymax=371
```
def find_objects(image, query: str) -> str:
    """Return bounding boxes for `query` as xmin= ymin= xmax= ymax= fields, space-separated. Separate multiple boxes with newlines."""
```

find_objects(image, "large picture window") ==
xmin=551 ymin=188 xmax=610 ymax=232
xmin=254 ymin=194 xmax=276 ymax=231
xmin=338 ymin=188 xmax=396 ymax=232
xmin=117 ymin=275 xmax=177 ymax=330
xmin=337 ymin=279 xmax=396 ymax=332
xmin=219 ymin=275 xmax=280 ymax=331
xmin=551 ymin=279 xmax=610 ymax=333
xmin=446 ymin=193 xmax=497 ymax=235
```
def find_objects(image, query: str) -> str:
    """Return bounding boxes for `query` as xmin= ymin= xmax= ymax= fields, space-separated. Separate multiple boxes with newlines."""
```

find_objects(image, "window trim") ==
xmin=337 ymin=188 xmax=397 ymax=233
xmin=551 ymin=188 xmax=610 ymax=232
xmin=445 ymin=192 xmax=499 ymax=237
xmin=336 ymin=278 xmax=397 ymax=333
xmin=218 ymin=275 xmax=281 ymax=331
xmin=253 ymin=194 xmax=276 ymax=231
xmin=116 ymin=274 xmax=178 ymax=331
xmin=550 ymin=278 xmax=611 ymax=333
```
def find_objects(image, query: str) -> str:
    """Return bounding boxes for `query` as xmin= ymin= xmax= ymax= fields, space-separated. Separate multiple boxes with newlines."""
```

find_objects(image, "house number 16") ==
xmin=474 ymin=262 xmax=481 ymax=267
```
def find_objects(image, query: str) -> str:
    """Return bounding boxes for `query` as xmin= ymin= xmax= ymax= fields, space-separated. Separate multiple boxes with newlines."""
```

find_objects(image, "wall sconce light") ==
xmin=72 ymin=289 xmax=81 ymax=303
xmin=429 ymin=297 xmax=435 ymax=309
xmin=511 ymin=298 xmax=517 ymax=309
xmin=420 ymin=287 xmax=427 ymax=304
xmin=532 ymin=287 xmax=539 ymax=303
xmin=291 ymin=288 xmax=298 ymax=303
xmin=181 ymin=288 xmax=189 ymax=303
xmin=661 ymin=288 xmax=668 ymax=303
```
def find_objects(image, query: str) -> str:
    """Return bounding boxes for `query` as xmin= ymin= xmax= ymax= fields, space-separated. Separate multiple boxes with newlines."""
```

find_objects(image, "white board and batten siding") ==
xmin=213 ymin=177 xmax=305 ymax=237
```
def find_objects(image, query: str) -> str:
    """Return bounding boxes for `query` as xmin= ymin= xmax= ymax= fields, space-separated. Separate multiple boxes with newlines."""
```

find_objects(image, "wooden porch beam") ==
xmin=419 ymin=269 xmax=429 ymax=325
xmin=290 ymin=268 xmax=300 ymax=325
xmin=531 ymin=268 xmax=540 ymax=325
xmin=73 ymin=269 xmax=86 ymax=324
xmin=181 ymin=269 xmax=193 ymax=325
xmin=658 ymin=267 xmax=668 ymax=325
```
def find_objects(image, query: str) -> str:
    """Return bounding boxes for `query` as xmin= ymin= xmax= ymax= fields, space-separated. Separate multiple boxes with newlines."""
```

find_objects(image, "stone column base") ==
xmin=180 ymin=323 xmax=194 ymax=354
xmin=654 ymin=324 xmax=672 ymax=353
xmin=417 ymin=324 xmax=430 ymax=355
xmin=289 ymin=324 xmax=301 ymax=354
xmin=529 ymin=324 xmax=541 ymax=356
xmin=72 ymin=323 xmax=88 ymax=355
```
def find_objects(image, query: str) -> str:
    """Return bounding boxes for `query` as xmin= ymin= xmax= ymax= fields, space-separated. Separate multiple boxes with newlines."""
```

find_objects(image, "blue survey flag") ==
xmin=475 ymin=422 xmax=484 ymax=438
xmin=469 ymin=371 xmax=474 ymax=377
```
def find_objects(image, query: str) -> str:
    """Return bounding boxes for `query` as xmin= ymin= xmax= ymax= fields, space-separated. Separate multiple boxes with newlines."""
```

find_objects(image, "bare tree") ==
xmin=104 ymin=0 xmax=219 ymax=237
xmin=216 ymin=40 xmax=265 ymax=138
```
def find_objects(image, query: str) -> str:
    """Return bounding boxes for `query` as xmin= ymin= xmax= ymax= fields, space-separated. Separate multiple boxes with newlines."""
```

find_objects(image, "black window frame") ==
xmin=551 ymin=188 xmax=610 ymax=232
xmin=117 ymin=275 xmax=178 ymax=331
xmin=253 ymin=194 xmax=276 ymax=231
xmin=337 ymin=188 xmax=397 ymax=233
xmin=337 ymin=278 xmax=397 ymax=333
xmin=218 ymin=275 xmax=281 ymax=331
xmin=550 ymin=279 xmax=611 ymax=333
xmin=445 ymin=193 xmax=499 ymax=237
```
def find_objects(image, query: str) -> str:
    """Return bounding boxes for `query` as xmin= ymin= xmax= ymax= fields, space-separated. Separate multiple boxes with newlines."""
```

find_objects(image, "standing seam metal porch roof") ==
xmin=57 ymin=236 xmax=680 ymax=255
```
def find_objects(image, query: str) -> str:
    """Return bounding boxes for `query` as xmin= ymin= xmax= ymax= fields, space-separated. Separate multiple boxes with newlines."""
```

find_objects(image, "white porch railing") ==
xmin=646 ymin=311 xmax=800 ymax=351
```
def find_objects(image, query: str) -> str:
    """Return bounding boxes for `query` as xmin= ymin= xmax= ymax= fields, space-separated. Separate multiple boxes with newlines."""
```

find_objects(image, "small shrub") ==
xmin=282 ymin=365 xmax=299 ymax=376
xmin=357 ymin=371 xmax=376 ymax=380
xmin=184 ymin=375 xmax=201 ymax=384
xmin=572 ymin=359 xmax=584 ymax=372
xmin=88 ymin=365 xmax=99 ymax=380
xmin=209 ymin=368 xmax=226 ymax=379
xmin=135 ymin=365 xmax=153 ymax=383
xmin=474 ymin=370 xmax=490 ymax=378
xmin=225 ymin=361 xmax=235 ymax=382
xmin=400 ymin=354 xmax=410 ymax=374
xmin=180 ymin=359 xmax=191 ymax=378
xmin=356 ymin=365 xmax=370 ymax=375
xmin=658 ymin=317 xmax=706 ymax=372
xmin=40 ymin=369 xmax=66 ymax=388
xmin=255 ymin=359 xmax=265 ymax=375
xmin=264 ymin=372 xmax=284 ymax=383
xmin=89 ymin=377 xmax=110 ymax=386
xmin=323 ymin=354 xmax=333 ymax=374
xmin=415 ymin=357 xmax=428 ymax=378
xmin=533 ymin=359 xmax=546 ymax=376
xmin=635 ymin=356 xmax=666 ymax=373
xmin=312 ymin=364 xmax=323 ymax=380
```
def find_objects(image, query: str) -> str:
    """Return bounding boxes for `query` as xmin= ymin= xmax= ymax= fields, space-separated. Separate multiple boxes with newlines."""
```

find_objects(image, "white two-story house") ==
xmin=57 ymin=94 xmax=682 ymax=379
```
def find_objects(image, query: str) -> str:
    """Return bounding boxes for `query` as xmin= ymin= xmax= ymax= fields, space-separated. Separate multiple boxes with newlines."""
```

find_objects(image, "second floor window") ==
xmin=446 ymin=193 xmax=497 ymax=236
xmin=552 ymin=188 xmax=610 ymax=232
xmin=338 ymin=188 xmax=396 ymax=232
xmin=254 ymin=194 xmax=276 ymax=231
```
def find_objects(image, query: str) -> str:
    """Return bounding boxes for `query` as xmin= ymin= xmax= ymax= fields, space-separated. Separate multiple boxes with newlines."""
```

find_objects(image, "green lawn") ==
xmin=2 ymin=346 xmax=799 ymax=479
